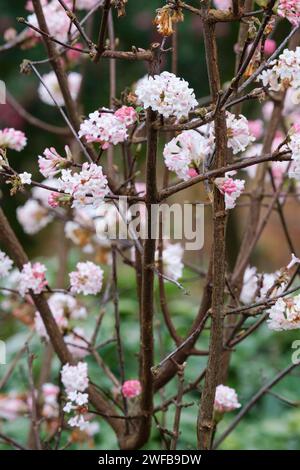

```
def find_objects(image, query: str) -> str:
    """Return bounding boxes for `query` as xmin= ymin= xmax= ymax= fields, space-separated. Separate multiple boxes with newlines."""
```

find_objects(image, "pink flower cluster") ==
xmin=69 ymin=261 xmax=104 ymax=295
xmin=214 ymin=172 xmax=245 ymax=210
xmin=121 ymin=380 xmax=141 ymax=398
xmin=0 ymin=128 xmax=27 ymax=152
xmin=78 ymin=106 xmax=137 ymax=150
xmin=38 ymin=146 xmax=71 ymax=177
xmin=214 ymin=385 xmax=241 ymax=414
xmin=58 ymin=162 xmax=109 ymax=209
xmin=278 ymin=0 xmax=300 ymax=26
xmin=19 ymin=262 xmax=48 ymax=296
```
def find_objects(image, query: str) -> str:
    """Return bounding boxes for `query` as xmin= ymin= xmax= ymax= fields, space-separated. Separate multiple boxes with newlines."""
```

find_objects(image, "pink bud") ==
xmin=264 ymin=39 xmax=276 ymax=56
xmin=121 ymin=380 xmax=141 ymax=398
xmin=187 ymin=168 xmax=198 ymax=178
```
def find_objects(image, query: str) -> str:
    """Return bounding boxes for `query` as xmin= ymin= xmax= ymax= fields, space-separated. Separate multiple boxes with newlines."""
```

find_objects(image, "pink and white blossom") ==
xmin=163 ymin=129 xmax=213 ymax=181
xmin=226 ymin=112 xmax=255 ymax=155
xmin=78 ymin=110 xmax=128 ymax=149
xmin=214 ymin=385 xmax=241 ymax=413
xmin=114 ymin=106 xmax=138 ymax=126
xmin=267 ymin=295 xmax=300 ymax=331
xmin=259 ymin=48 xmax=300 ymax=104
xmin=18 ymin=262 xmax=48 ymax=296
xmin=49 ymin=292 xmax=87 ymax=320
xmin=38 ymin=146 xmax=71 ymax=177
xmin=135 ymin=71 xmax=198 ymax=120
xmin=61 ymin=362 xmax=89 ymax=393
xmin=240 ymin=266 xmax=286 ymax=305
xmin=215 ymin=172 xmax=245 ymax=210
xmin=0 ymin=128 xmax=27 ymax=151
xmin=69 ymin=261 xmax=104 ymax=295
xmin=58 ymin=162 xmax=109 ymax=209
xmin=278 ymin=0 xmax=300 ymax=26
xmin=121 ymin=380 xmax=142 ymax=398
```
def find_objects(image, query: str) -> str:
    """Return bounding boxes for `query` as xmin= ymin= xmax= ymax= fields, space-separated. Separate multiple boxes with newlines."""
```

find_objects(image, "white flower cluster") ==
xmin=61 ymin=362 xmax=89 ymax=393
xmin=38 ymin=71 xmax=82 ymax=107
xmin=240 ymin=266 xmax=286 ymax=305
xmin=61 ymin=362 xmax=93 ymax=431
xmin=58 ymin=162 xmax=109 ymax=209
xmin=135 ymin=71 xmax=198 ymax=120
xmin=163 ymin=128 xmax=213 ymax=180
xmin=267 ymin=295 xmax=300 ymax=331
xmin=0 ymin=251 xmax=13 ymax=279
xmin=78 ymin=107 xmax=137 ymax=150
xmin=259 ymin=48 xmax=300 ymax=105
xmin=214 ymin=385 xmax=241 ymax=414
xmin=69 ymin=261 xmax=104 ymax=295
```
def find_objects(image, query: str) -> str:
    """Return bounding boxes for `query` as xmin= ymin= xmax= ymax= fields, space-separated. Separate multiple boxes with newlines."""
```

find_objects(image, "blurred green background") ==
xmin=0 ymin=0 xmax=300 ymax=450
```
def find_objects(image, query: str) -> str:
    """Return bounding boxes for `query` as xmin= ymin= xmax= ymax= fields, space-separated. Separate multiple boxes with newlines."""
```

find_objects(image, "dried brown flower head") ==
xmin=154 ymin=5 xmax=184 ymax=36
xmin=112 ymin=0 xmax=128 ymax=18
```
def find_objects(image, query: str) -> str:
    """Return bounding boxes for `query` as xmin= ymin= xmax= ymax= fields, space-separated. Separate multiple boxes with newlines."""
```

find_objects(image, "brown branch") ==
xmin=94 ymin=0 xmax=111 ymax=62
xmin=158 ymin=151 xmax=290 ymax=201
xmin=197 ymin=2 xmax=228 ymax=450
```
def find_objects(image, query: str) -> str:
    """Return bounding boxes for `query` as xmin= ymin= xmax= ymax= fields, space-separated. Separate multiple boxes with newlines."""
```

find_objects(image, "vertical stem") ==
xmin=94 ymin=0 xmax=111 ymax=62
xmin=197 ymin=4 xmax=228 ymax=450
xmin=107 ymin=10 xmax=116 ymax=176
xmin=112 ymin=246 xmax=127 ymax=415
xmin=138 ymin=44 xmax=160 ymax=446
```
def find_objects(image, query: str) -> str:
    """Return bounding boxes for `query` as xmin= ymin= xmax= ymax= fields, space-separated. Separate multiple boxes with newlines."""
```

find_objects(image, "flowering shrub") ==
xmin=1 ymin=0 xmax=300 ymax=453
